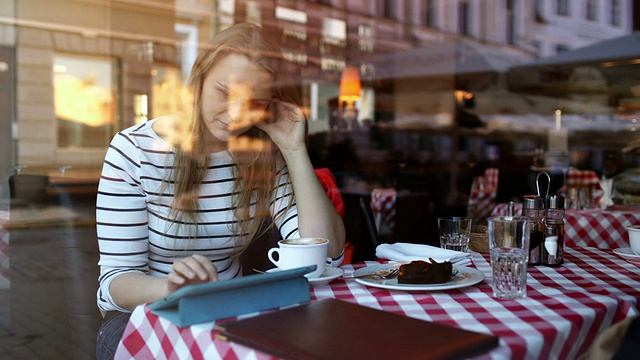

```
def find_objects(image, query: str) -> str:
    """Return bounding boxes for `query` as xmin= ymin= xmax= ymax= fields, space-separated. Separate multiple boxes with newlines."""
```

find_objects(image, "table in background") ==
xmin=492 ymin=203 xmax=640 ymax=249
xmin=115 ymin=247 xmax=640 ymax=360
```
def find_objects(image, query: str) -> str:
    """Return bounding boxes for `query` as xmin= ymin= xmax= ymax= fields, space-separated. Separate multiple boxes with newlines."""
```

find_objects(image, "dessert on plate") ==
xmin=397 ymin=259 xmax=453 ymax=284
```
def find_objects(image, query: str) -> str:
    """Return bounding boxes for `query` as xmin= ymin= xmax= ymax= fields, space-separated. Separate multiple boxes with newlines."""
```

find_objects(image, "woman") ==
xmin=96 ymin=23 xmax=345 ymax=358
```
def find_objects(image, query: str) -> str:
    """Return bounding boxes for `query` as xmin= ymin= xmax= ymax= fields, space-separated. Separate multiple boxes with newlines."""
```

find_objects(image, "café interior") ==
xmin=1 ymin=1 xmax=640 ymax=359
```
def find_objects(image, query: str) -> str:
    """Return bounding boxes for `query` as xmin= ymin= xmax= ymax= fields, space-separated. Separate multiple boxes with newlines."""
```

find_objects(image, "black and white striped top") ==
xmin=96 ymin=118 xmax=299 ymax=312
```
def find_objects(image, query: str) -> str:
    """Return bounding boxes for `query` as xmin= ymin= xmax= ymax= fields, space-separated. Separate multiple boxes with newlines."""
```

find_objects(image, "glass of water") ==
xmin=488 ymin=216 xmax=531 ymax=300
xmin=438 ymin=217 xmax=472 ymax=252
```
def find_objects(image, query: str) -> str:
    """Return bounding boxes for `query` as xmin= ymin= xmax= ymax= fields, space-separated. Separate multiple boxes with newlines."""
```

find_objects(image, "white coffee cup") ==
xmin=268 ymin=238 xmax=329 ymax=278
xmin=627 ymin=225 xmax=640 ymax=255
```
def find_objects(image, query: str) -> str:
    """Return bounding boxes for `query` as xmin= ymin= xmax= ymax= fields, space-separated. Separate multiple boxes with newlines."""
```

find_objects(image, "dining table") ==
xmin=491 ymin=203 xmax=640 ymax=249
xmin=114 ymin=246 xmax=640 ymax=360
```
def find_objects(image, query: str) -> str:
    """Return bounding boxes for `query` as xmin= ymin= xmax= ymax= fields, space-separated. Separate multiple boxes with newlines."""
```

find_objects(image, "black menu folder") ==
xmin=215 ymin=298 xmax=499 ymax=360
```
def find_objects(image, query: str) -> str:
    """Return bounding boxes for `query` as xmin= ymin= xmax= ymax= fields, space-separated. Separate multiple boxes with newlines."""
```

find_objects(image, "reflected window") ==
xmin=307 ymin=83 xmax=339 ymax=123
xmin=556 ymin=0 xmax=570 ymax=16
xmin=506 ymin=0 xmax=516 ymax=45
xmin=358 ymin=24 xmax=374 ymax=52
xmin=151 ymin=65 xmax=184 ymax=119
xmin=424 ymin=0 xmax=437 ymax=28
xmin=609 ymin=0 xmax=621 ymax=26
xmin=53 ymin=55 xmax=118 ymax=149
xmin=585 ymin=0 xmax=598 ymax=21
xmin=218 ymin=0 xmax=236 ymax=29
xmin=534 ymin=0 xmax=545 ymax=22
xmin=459 ymin=1 xmax=471 ymax=36
xmin=379 ymin=0 xmax=395 ymax=19
xmin=246 ymin=1 xmax=262 ymax=25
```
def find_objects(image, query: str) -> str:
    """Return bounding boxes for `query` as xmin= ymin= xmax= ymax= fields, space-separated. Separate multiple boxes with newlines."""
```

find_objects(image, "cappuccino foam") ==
xmin=281 ymin=238 xmax=328 ymax=245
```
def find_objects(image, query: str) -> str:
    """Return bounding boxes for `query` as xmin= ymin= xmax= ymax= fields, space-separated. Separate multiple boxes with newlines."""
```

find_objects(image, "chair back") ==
xmin=359 ymin=196 xmax=379 ymax=250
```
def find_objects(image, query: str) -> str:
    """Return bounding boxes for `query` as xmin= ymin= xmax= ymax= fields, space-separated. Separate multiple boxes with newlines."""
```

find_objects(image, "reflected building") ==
xmin=0 ymin=0 xmax=636 ymax=201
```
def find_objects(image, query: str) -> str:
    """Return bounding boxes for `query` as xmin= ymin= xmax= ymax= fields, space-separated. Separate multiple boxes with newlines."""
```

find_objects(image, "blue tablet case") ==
xmin=149 ymin=265 xmax=315 ymax=327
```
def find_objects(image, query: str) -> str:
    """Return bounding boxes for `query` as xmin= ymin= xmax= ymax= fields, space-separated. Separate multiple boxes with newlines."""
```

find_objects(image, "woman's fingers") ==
xmin=269 ymin=99 xmax=303 ymax=122
xmin=172 ymin=255 xmax=218 ymax=282
xmin=167 ymin=271 xmax=186 ymax=286
xmin=171 ymin=258 xmax=198 ymax=279
xmin=192 ymin=254 xmax=219 ymax=281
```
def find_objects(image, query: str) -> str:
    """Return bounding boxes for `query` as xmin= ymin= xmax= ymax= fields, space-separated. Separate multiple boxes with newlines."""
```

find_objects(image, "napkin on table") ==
xmin=599 ymin=176 xmax=614 ymax=209
xmin=375 ymin=243 xmax=472 ymax=267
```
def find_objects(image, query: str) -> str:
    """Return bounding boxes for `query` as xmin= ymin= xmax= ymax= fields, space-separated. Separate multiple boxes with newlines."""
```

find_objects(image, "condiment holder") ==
xmin=469 ymin=225 xmax=489 ymax=253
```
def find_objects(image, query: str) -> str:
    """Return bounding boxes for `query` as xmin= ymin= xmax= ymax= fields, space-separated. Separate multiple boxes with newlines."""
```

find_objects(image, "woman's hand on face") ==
xmin=256 ymin=100 xmax=306 ymax=153
xmin=166 ymin=254 xmax=219 ymax=294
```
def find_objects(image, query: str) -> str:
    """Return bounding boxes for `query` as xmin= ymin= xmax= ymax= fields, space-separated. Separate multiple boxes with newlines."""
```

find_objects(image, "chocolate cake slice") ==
xmin=397 ymin=259 xmax=453 ymax=284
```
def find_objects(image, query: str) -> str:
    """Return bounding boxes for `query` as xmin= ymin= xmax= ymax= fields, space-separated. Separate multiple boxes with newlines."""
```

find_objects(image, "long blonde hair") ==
xmin=168 ymin=23 xmax=301 ymax=253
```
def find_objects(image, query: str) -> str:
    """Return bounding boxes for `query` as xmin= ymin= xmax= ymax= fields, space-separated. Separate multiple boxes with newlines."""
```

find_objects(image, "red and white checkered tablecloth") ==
xmin=492 ymin=203 xmax=640 ymax=249
xmin=564 ymin=169 xmax=604 ymax=206
xmin=0 ymin=208 xmax=9 ymax=289
xmin=475 ymin=247 xmax=640 ymax=308
xmin=371 ymin=188 xmax=397 ymax=233
xmin=565 ymin=169 xmax=600 ymax=187
xmin=468 ymin=168 xmax=499 ymax=225
xmin=115 ymin=247 xmax=640 ymax=360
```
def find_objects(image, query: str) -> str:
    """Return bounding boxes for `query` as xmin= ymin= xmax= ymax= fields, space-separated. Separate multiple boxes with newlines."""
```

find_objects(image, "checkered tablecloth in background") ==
xmin=115 ymin=247 xmax=640 ymax=360
xmin=564 ymin=168 xmax=604 ymax=207
xmin=467 ymin=168 xmax=499 ymax=225
xmin=492 ymin=203 xmax=640 ymax=249
xmin=370 ymin=188 xmax=397 ymax=233
xmin=565 ymin=169 xmax=601 ymax=187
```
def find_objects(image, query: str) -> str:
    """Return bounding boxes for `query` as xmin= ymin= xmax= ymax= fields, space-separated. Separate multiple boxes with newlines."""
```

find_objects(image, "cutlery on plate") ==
xmin=341 ymin=267 xmax=399 ymax=280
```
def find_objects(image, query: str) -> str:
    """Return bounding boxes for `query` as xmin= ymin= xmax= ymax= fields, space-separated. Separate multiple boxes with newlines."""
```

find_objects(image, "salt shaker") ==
xmin=522 ymin=195 xmax=545 ymax=265
xmin=543 ymin=194 xmax=565 ymax=266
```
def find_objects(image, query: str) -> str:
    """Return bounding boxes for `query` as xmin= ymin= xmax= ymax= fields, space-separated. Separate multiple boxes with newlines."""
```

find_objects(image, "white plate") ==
xmin=613 ymin=247 xmax=640 ymax=265
xmin=352 ymin=264 xmax=484 ymax=291
xmin=266 ymin=266 xmax=344 ymax=287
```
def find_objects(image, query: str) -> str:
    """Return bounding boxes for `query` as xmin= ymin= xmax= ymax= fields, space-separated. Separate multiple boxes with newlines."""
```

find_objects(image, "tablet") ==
xmin=149 ymin=265 xmax=315 ymax=326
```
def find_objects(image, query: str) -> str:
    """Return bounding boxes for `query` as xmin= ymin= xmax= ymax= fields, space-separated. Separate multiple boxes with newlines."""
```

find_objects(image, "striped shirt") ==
xmin=96 ymin=118 xmax=299 ymax=312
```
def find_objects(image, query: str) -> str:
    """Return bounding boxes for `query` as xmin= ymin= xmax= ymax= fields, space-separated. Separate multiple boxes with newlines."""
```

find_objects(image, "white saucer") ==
xmin=266 ymin=267 xmax=344 ymax=287
xmin=613 ymin=247 xmax=640 ymax=265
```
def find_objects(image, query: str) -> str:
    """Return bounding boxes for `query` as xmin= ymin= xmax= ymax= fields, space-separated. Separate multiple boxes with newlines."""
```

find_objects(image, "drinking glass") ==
xmin=438 ymin=217 xmax=472 ymax=252
xmin=488 ymin=216 xmax=530 ymax=300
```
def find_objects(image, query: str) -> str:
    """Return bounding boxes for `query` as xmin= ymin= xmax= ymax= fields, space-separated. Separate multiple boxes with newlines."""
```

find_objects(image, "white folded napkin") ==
xmin=599 ymin=176 xmax=614 ymax=209
xmin=375 ymin=243 xmax=472 ymax=267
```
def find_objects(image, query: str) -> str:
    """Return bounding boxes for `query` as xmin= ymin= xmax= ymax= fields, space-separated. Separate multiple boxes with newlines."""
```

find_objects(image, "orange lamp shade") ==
xmin=339 ymin=66 xmax=361 ymax=102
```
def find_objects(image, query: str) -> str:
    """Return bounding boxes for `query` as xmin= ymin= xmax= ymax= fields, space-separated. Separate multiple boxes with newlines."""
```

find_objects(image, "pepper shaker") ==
xmin=543 ymin=194 xmax=565 ymax=266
